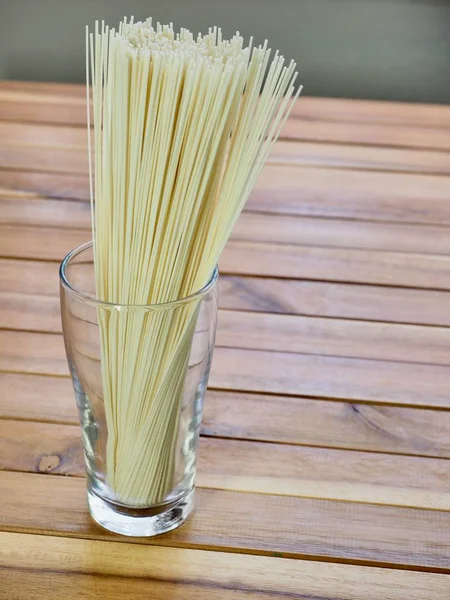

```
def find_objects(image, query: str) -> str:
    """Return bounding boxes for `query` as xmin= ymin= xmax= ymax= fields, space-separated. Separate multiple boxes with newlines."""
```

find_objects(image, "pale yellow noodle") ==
xmin=87 ymin=18 xmax=301 ymax=506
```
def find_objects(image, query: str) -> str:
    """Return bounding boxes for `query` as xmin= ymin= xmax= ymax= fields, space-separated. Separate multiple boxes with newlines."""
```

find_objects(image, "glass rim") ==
xmin=59 ymin=241 xmax=219 ymax=310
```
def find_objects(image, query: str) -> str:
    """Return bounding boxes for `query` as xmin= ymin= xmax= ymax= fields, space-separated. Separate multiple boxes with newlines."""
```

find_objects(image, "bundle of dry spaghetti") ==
xmin=87 ymin=17 xmax=301 ymax=506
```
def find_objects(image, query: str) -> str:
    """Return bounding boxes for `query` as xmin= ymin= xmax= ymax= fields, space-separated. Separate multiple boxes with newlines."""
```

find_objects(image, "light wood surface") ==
xmin=2 ymin=532 xmax=449 ymax=600
xmin=2 ymin=419 xmax=450 ymax=509
xmin=1 ymin=82 xmax=450 ymax=597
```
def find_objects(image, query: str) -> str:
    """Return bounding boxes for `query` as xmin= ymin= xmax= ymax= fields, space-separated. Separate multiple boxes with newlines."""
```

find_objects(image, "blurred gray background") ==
xmin=0 ymin=0 xmax=449 ymax=103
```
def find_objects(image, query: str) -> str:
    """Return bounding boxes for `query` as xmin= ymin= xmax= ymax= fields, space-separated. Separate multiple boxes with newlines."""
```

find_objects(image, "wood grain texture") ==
xmin=203 ymin=391 xmax=450 ymax=458
xmin=4 ymin=259 xmax=450 ymax=366
xmin=220 ymin=240 xmax=450 ymax=289
xmin=210 ymin=347 xmax=450 ymax=408
xmin=2 ymin=372 xmax=450 ymax=459
xmin=220 ymin=275 xmax=450 ymax=326
xmin=2 ymin=418 xmax=450 ymax=509
xmin=282 ymin=117 xmax=450 ymax=150
xmin=249 ymin=166 xmax=450 ymax=226
xmin=3 ymin=329 xmax=450 ymax=408
xmin=0 ymin=88 xmax=86 ymax=126
xmin=3 ymin=532 xmax=450 ymax=600
xmin=0 ymin=81 xmax=86 ymax=96
xmin=0 ymin=372 xmax=77 ymax=423
xmin=269 ymin=141 xmax=450 ymax=175
xmin=1 ymin=470 xmax=450 ymax=570
xmin=3 ymin=258 xmax=450 ymax=327
xmin=5 ymin=292 xmax=450 ymax=365
xmin=0 ymin=121 xmax=86 ymax=147
xmin=1 ymin=114 xmax=450 ymax=151
xmin=0 ymin=169 xmax=90 ymax=201
xmin=2 ymin=84 xmax=449 ymax=126
xmin=1 ymin=83 xmax=450 ymax=590
xmin=289 ymin=96 xmax=450 ymax=129
xmin=0 ymin=292 xmax=60 ymax=332
xmin=217 ymin=310 xmax=450 ymax=366
xmin=3 ymin=165 xmax=450 ymax=228
xmin=4 ymin=224 xmax=450 ymax=289
xmin=1 ymin=86 xmax=450 ymax=151
xmin=1 ymin=137 xmax=449 ymax=175
xmin=6 ymin=195 xmax=450 ymax=257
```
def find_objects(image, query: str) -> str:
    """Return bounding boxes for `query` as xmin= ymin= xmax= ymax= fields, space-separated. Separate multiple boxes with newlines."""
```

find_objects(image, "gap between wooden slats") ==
xmin=1 ymin=531 xmax=450 ymax=599
xmin=1 ymin=417 xmax=450 ymax=511
xmin=1 ymin=118 xmax=450 ymax=152
xmin=2 ymin=223 xmax=450 ymax=290
xmin=4 ymin=194 xmax=450 ymax=294
xmin=2 ymin=330 xmax=450 ymax=408
xmin=0 ymin=139 xmax=449 ymax=176
xmin=3 ymin=288 xmax=450 ymax=367
xmin=1 ymin=471 xmax=449 ymax=571
xmin=3 ymin=263 xmax=450 ymax=328
xmin=2 ymin=165 xmax=450 ymax=228
xmin=1 ymin=84 xmax=449 ymax=125
xmin=2 ymin=373 xmax=450 ymax=459
xmin=6 ymin=196 xmax=450 ymax=258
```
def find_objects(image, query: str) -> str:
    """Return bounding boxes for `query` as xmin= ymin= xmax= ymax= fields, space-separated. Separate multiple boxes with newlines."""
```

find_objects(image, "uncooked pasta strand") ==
xmin=87 ymin=18 xmax=301 ymax=506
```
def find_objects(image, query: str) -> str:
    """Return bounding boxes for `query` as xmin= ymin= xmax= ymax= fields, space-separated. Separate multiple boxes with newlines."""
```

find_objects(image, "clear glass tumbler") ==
xmin=59 ymin=241 xmax=218 ymax=536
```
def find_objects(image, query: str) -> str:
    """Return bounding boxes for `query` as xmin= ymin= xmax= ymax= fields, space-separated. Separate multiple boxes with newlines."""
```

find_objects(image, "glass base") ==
xmin=87 ymin=487 xmax=194 ymax=537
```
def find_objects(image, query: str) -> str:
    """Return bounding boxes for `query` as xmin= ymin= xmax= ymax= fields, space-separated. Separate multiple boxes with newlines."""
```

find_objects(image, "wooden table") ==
xmin=1 ymin=81 xmax=450 ymax=598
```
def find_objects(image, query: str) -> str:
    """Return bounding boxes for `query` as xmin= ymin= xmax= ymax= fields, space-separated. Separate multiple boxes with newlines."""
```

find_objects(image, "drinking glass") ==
xmin=59 ymin=241 xmax=218 ymax=536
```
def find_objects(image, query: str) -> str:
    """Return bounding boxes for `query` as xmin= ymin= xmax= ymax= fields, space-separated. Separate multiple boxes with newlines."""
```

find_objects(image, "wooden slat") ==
xmin=0 ymin=81 xmax=86 ymax=96
xmin=1 ymin=115 xmax=450 ymax=151
xmin=203 ymin=391 xmax=450 ymax=458
xmin=4 ymin=290 xmax=450 ymax=365
xmin=289 ymin=96 xmax=450 ymax=129
xmin=0 ymin=330 xmax=68 ymax=375
xmin=0 ymin=195 xmax=91 ymax=229
xmin=3 ymin=279 xmax=450 ymax=333
xmin=0 ymin=100 xmax=85 ymax=126
xmin=0 ymin=292 xmax=59 ymax=332
xmin=0 ymin=372 xmax=77 ymax=423
xmin=2 ymin=330 xmax=450 ymax=408
xmin=173 ymin=438 xmax=450 ymax=509
xmin=1 ymin=470 xmax=449 ymax=569
xmin=2 ymin=372 xmax=450 ymax=459
xmin=0 ymin=371 xmax=448 ymax=460
xmin=0 ymin=144 xmax=87 ymax=174
xmin=3 ymin=165 xmax=450 ymax=228
xmin=6 ymin=195 xmax=450 ymax=257
xmin=3 ymin=224 xmax=450 ymax=289
xmin=0 ymin=121 xmax=86 ymax=147
xmin=1 ymin=418 xmax=450 ymax=510
xmin=250 ymin=166 xmax=450 ymax=225
xmin=0 ymin=170 xmax=90 ymax=201
xmin=3 ymin=258 xmax=450 ymax=327
xmin=2 ymin=88 xmax=450 ymax=153
xmin=221 ymin=240 xmax=450 ymax=289
xmin=0 ymin=88 xmax=86 ymax=126
xmin=210 ymin=347 xmax=450 ymax=408
xmin=220 ymin=276 xmax=450 ymax=326
xmin=1 ymin=138 xmax=449 ymax=175
xmin=0 ymin=223 xmax=88 ymax=260
xmin=235 ymin=212 xmax=450 ymax=256
xmin=3 ymin=533 xmax=449 ymax=600
xmin=2 ymin=85 xmax=449 ymax=127
xmin=2 ymin=234 xmax=450 ymax=364
xmin=0 ymin=259 xmax=58 ymax=295
xmin=282 ymin=117 xmax=450 ymax=150
xmin=218 ymin=310 xmax=450 ymax=366
xmin=270 ymin=141 xmax=450 ymax=175
xmin=5 ymin=266 xmax=450 ymax=366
